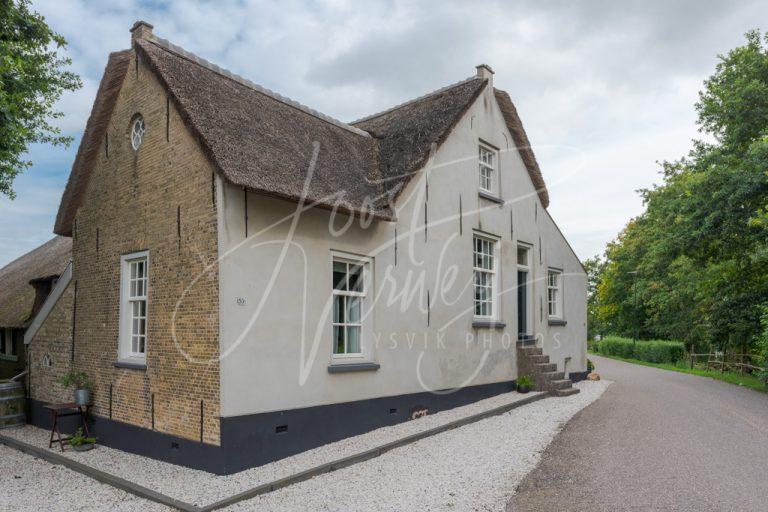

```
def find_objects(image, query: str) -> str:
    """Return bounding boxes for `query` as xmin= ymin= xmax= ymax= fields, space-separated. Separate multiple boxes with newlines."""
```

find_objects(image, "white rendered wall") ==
xmin=217 ymin=84 xmax=587 ymax=417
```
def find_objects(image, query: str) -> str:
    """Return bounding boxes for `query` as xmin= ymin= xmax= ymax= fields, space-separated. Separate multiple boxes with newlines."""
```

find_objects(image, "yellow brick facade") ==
xmin=28 ymin=283 xmax=75 ymax=404
xmin=29 ymin=45 xmax=221 ymax=445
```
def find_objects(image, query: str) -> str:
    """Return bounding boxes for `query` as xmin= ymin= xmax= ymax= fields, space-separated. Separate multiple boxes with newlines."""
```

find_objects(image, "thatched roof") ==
xmin=353 ymin=78 xmax=488 ymax=202
xmin=55 ymin=51 xmax=131 ymax=236
xmin=54 ymin=31 xmax=549 ymax=235
xmin=493 ymin=89 xmax=549 ymax=207
xmin=0 ymin=237 xmax=72 ymax=328
xmin=136 ymin=38 xmax=388 ymax=221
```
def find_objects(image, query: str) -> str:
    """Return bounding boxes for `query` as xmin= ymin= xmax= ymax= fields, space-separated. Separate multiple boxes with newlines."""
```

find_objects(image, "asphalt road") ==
xmin=509 ymin=355 xmax=768 ymax=512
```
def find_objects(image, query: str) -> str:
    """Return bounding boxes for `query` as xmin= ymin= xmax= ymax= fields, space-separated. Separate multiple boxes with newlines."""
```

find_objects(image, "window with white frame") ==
xmin=332 ymin=257 xmax=368 ymax=356
xmin=547 ymin=269 xmax=563 ymax=319
xmin=473 ymin=235 xmax=498 ymax=318
xmin=119 ymin=251 xmax=149 ymax=362
xmin=478 ymin=144 xmax=496 ymax=193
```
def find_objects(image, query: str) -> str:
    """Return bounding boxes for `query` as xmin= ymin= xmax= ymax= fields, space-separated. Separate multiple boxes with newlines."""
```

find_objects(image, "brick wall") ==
xmin=30 ymin=45 xmax=221 ymax=445
xmin=28 ymin=284 xmax=74 ymax=403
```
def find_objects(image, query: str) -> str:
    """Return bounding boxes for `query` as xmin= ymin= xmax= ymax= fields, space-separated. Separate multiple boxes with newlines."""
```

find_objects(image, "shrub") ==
xmin=633 ymin=340 xmax=686 ymax=363
xmin=596 ymin=336 xmax=635 ymax=359
xmin=595 ymin=336 xmax=685 ymax=364
xmin=517 ymin=375 xmax=533 ymax=389
xmin=58 ymin=371 xmax=92 ymax=390
xmin=68 ymin=427 xmax=96 ymax=447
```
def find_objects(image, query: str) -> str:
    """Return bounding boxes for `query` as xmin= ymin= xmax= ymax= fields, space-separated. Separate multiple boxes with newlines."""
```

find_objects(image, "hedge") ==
xmin=595 ymin=336 xmax=685 ymax=364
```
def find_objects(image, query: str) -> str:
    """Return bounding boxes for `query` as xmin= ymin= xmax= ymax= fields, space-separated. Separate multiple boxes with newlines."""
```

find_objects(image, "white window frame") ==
xmin=118 ymin=250 xmax=149 ymax=364
xmin=331 ymin=253 xmax=372 ymax=360
xmin=473 ymin=234 xmax=499 ymax=320
xmin=478 ymin=143 xmax=496 ymax=194
xmin=547 ymin=269 xmax=563 ymax=319
xmin=517 ymin=244 xmax=533 ymax=336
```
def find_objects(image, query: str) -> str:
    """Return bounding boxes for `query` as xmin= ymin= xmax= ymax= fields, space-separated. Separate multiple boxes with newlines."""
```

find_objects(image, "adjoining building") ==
xmin=0 ymin=236 xmax=71 ymax=381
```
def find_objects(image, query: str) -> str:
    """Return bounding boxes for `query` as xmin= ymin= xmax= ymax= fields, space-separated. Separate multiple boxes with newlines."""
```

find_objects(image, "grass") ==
xmin=589 ymin=350 xmax=767 ymax=393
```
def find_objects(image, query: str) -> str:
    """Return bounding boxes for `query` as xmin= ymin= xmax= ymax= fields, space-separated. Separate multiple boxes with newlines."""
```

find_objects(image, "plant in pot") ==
xmin=58 ymin=371 xmax=93 ymax=406
xmin=517 ymin=375 xmax=533 ymax=393
xmin=69 ymin=427 xmax=97 ymax=452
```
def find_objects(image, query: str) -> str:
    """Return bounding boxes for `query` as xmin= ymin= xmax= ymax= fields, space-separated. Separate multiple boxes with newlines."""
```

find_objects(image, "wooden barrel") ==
xmin=0 ymin=380 xmax=25 ymax=429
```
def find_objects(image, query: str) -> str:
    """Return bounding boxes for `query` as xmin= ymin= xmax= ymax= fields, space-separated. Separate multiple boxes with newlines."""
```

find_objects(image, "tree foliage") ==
xmin=583 ymin=256 xmax=605 ymax=340
xmin=593 ymin=31 xmax=768 ymax=353
xmin=0 ymin=0 xmax=81 ymax=198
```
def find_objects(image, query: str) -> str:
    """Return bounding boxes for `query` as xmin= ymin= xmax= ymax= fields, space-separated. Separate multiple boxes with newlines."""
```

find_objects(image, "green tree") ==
xmin=0 ymin=0 xmax=81 ymax=198
xmin=583 ymin=255 xmax=605 ymax=340
xmin=596 ymin=30 xmax=768 ymax=353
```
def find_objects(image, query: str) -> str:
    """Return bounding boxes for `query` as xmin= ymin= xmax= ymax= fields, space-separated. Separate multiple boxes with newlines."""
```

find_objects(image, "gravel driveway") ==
xmin=0 ymin=444 xmax=167 ymax=512
xmin=510 ymin=355 xmax=768 ymax=512
xmin=1 ymin=380 xmax=609 ymax=511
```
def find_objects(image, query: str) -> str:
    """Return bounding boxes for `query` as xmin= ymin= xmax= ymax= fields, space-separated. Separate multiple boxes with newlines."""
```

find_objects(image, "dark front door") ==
xmin=517 ymin=270 xmax=527 ymax=338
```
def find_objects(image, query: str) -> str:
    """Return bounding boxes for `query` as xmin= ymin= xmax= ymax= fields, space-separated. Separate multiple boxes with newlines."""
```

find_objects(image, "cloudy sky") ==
xmin=0 ymin=0 xmax=764 ymax=267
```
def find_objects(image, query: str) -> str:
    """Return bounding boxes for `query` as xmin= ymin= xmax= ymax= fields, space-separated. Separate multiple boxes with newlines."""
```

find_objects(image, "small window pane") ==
xmin=517 ymin=247 xmax=528 ymax=266
xmin=333 ymin=295 xmax=345 ymax=323
xmin=349 ymin=265 xmax=364 ymax=293
xmin=347 ymin=297 xmax=360 ymax=323
xmin=347 ymin=326 xmax=361 ymax=353
xmin=333 ymin=261 xmax=347 ymax=291
xmin=333 ymin=326 xmax=344 ymax=354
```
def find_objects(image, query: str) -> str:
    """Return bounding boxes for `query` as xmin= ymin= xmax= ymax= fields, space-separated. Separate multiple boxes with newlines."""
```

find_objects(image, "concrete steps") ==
xmin=516 ymin=342 xmax=580 ymax=397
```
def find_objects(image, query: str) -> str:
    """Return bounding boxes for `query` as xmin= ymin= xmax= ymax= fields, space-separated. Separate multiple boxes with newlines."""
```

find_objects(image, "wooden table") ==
xmin=44 ymin=402 xmax=92 ymax=451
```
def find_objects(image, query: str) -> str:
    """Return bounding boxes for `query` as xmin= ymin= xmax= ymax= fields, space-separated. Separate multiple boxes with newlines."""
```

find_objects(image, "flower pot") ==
xmin=517 ymin=384 xmax=531 ymax=394
xmin=72 ymin=443 xmax=94 ymax=452
xmin=74 ymin=389 xmax=91 ymax=406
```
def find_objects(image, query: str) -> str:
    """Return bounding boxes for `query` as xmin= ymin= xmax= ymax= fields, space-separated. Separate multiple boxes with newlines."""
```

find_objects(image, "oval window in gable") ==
xmin=131 ymin=115 xmax=146 ymax=150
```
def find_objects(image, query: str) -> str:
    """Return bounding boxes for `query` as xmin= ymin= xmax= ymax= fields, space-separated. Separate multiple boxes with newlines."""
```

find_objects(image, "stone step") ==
xmin=533 ymin=371 xmax=565 ymax=392
xmin=535 ymin=371 xmax=564 ymax=382
xmin=527 ymin=354 xmax=550 ymax=365
xmin=551 ymin=387 xmax=580 ymax=397
xmin=549 ymin=379 xmax=573 ymax=390
xmin=534 ymin=363 xmax=558 ymax=373
xmin=517 ymin=346 xmax=542 ymax=356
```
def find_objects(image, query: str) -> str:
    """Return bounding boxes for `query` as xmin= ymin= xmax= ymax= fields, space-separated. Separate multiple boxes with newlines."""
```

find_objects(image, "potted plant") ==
xmin=517 ymin=375 xmax=533 ymax=393
xmin=58 ymin=371 xmax=93 ymax=406
xmin=68 ymin=427 xmax=96 ymax=452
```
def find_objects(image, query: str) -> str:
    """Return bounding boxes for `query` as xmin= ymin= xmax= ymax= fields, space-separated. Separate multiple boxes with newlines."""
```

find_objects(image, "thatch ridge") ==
xmin=147 ymin=36 xmax=371 ymax=139
xmin=352 ymin=76 xmax=479 ymax=124
xmin=136 ymin=39 xmax=391 ymax=220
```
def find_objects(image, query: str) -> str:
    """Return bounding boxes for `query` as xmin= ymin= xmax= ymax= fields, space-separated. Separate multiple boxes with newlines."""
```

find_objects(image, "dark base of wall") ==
xmin=30 ymin=379 xmax=516 ymax=475
xmin=569 ymin=370 xmax=589 ymax=382
xmin=219 ymin=379 xmax=516 ymax=474
xmin=28 ymin=399 xmax=224 ymax=473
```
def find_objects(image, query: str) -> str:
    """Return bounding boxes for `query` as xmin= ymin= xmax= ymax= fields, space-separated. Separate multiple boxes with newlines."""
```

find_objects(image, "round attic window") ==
xmin=131 ymin=116 xmax=146 ymax=150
